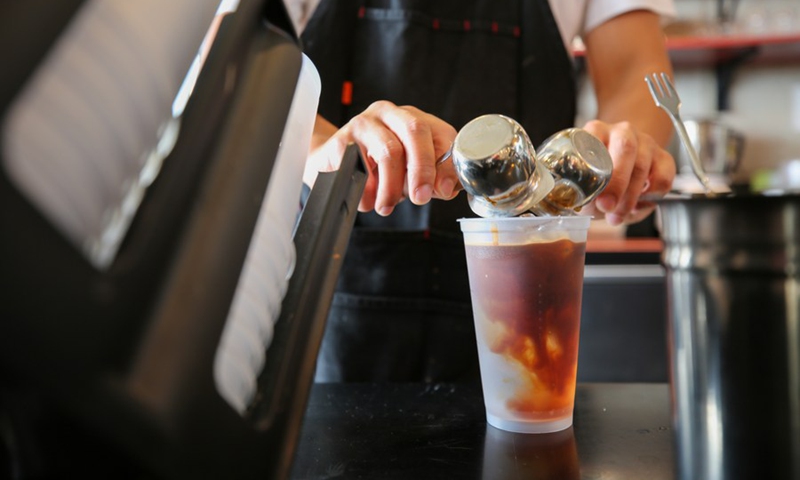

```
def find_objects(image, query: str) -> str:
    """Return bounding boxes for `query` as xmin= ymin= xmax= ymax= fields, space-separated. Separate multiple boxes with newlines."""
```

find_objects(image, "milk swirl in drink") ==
xmin=459 ymin=216 xmax=590 ymax=434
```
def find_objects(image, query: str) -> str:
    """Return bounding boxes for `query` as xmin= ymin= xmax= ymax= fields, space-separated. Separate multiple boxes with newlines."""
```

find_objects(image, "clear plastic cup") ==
xmin=459 ymin=216 xmax=591 ymax=433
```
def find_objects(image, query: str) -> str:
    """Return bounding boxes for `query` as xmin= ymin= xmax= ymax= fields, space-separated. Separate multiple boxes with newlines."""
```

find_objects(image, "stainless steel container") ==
xmin=451 ymin=114 xmax=611 ymax=218
xmin=452 ymin=114 xmax=552 ymax=218
xmin=658 ymin=194 xmax=800 ymax=480
xmin=676 ymin=119 xmax=745 ymax=176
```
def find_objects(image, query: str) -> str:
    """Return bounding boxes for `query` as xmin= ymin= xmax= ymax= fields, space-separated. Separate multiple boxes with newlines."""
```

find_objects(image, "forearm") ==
xmin=592 ymin=72 xmax=674 ymax=147
xmin=584 ymin=10 xmax=674 ymax=147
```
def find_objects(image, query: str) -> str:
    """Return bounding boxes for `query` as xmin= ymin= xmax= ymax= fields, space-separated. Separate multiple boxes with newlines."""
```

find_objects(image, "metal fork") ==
xmin=645 ymin=72 xmax=713 ymax=194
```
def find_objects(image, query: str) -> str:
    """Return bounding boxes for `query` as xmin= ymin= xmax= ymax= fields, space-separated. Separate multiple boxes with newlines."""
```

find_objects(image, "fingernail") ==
xmin=596 ymin=194 xmax=617 ymax=213
xmin=413 ymin=184 xmax=433 ymax=204
xmin=440 ymin=178 xmax=455 ymax=198
xmin=378 ymin=206 xmax=394 ymax=216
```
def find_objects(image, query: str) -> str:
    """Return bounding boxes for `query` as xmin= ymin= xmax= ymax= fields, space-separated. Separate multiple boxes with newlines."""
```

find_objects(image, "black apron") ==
xmin=301 ymin=0 xmax=577 ymax=382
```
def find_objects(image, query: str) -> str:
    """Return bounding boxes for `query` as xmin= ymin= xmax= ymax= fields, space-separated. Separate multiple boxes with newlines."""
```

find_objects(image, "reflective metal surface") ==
xmin=646 ymin=72 xmax=715 ymax=194
xmin=679 ymin=119 xmax=745 ymax=177
xmin=659 ymin=194 xmax=800 ymax=480
xmin=535 ymin=128 xmax=613 ymax=215
xmin=452 ymin=114 xmax=553 ymax=217
xmin=451 ymin=115 xmax=614 ymax=218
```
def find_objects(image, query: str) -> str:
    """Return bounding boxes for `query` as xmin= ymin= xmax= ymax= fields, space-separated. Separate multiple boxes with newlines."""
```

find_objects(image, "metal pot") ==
xmin=657 ymin=193 xmax=800 ymax=480
xmin=676 ymin=119 xmax=745 ymax=177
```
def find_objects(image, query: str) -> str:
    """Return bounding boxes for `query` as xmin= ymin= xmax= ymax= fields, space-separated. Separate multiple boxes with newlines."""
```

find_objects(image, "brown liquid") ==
xmin=466 ymin=239 xmax=586 ymax=418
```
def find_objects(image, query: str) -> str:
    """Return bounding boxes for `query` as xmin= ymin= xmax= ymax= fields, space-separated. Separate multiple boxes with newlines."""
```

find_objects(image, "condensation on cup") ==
xmin=459 ymin=215 xmax=590 ymax=434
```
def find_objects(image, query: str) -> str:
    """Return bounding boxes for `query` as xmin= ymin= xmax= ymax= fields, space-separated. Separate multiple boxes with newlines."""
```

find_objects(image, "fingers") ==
xmin=345 ymin=112 xmax=408 ymax=215
xmin=435 ymin=160 xmax=461 ymax=200
xmin=645 ymin=147 xmax=676 ymax=196
xmin=335 ymin=101 xmax=459 ymax=216
xmin=373 ymin=104 xmax=436 ymax=205
xmin=586 ymin=121 xmax=637 ymax=217
xmin=312 ymin=113 xmax=676 ymax=224
xmin=583 ymin=120 xmax=676 ymax=226
xmin=414 ymin=109 xmax=459 ymax=200
xmin=613 ymin=148 xmax=676 ymax=225
xmin=376 ymin=103 xmax=459 ymax=205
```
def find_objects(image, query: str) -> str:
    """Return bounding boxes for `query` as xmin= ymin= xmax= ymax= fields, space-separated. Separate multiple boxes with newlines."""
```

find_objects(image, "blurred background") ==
xmin=577 ymin=0 xmax=800 ymax=195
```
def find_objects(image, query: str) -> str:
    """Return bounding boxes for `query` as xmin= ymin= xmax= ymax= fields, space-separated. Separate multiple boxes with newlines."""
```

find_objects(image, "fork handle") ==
xmin=667 ymin=113 xmax=713 ymax=193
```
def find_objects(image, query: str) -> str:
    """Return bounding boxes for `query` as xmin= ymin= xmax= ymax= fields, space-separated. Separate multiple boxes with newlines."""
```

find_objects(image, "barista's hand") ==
xmin=581 ymin=120 xmax=675 ymax=225
xmin=304 ymin=101 xmax=460 ymax=216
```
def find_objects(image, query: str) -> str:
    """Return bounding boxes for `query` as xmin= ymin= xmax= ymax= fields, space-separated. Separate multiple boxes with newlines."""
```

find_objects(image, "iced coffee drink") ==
xmin=460 ymin=216 xmax=590 ymax=433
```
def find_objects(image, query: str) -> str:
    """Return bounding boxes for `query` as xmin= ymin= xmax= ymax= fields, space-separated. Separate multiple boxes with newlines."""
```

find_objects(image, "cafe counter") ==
xmin=291 ymin=382 xmax=674 ymax=479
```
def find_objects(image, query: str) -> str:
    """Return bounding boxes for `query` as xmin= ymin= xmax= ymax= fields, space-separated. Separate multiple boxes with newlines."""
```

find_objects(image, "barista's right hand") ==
xmin=303 ymin=101 xmax=460 ymax=216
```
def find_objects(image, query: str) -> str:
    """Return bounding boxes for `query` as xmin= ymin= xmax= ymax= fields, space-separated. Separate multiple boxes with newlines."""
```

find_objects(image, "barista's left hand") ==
xmin=581 ymin=119 xmax=676 ymax=226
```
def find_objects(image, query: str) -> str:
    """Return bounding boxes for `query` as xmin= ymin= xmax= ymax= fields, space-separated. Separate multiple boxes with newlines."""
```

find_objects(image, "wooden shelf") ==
xmin=573 ymin=31 xmax=800 ymax=110
xmin=572 ymin=32 xmax=800 ymax=65
xmin=666 ymin=32 xmax=800 ymax=66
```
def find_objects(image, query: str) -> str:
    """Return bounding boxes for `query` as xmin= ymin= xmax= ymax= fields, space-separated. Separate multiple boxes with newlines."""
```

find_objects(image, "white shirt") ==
xmin=552 ymin=0 xmax=675 ymax=50
xmin=284 ymin=0 xmax=676 ymax=52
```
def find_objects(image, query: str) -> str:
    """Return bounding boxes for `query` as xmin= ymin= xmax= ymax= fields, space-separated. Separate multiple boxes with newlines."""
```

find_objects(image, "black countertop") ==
xmin=291 ymin=382 xmax=674 ymax=480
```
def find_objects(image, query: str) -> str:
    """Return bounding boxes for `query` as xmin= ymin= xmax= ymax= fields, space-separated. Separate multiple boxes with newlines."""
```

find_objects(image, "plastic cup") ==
xmin=459 ymin=216 xmax=590 ymax=433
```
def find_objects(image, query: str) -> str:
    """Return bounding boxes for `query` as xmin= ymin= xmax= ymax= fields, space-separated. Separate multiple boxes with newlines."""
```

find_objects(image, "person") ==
xmin=290 ymin=0 xmax=677 ymax=382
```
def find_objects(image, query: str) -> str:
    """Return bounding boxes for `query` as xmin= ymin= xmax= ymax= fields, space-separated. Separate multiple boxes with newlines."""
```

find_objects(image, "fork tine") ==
xmin=650 ymin=73 xmax=664 ymax=97
xmin=646 ymin=71 xmax=714 ymax=194
xmin=644 ymin=75 xmax=662 ymax=107
xmin=660 ymin=72 xmax=678 ymax=99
